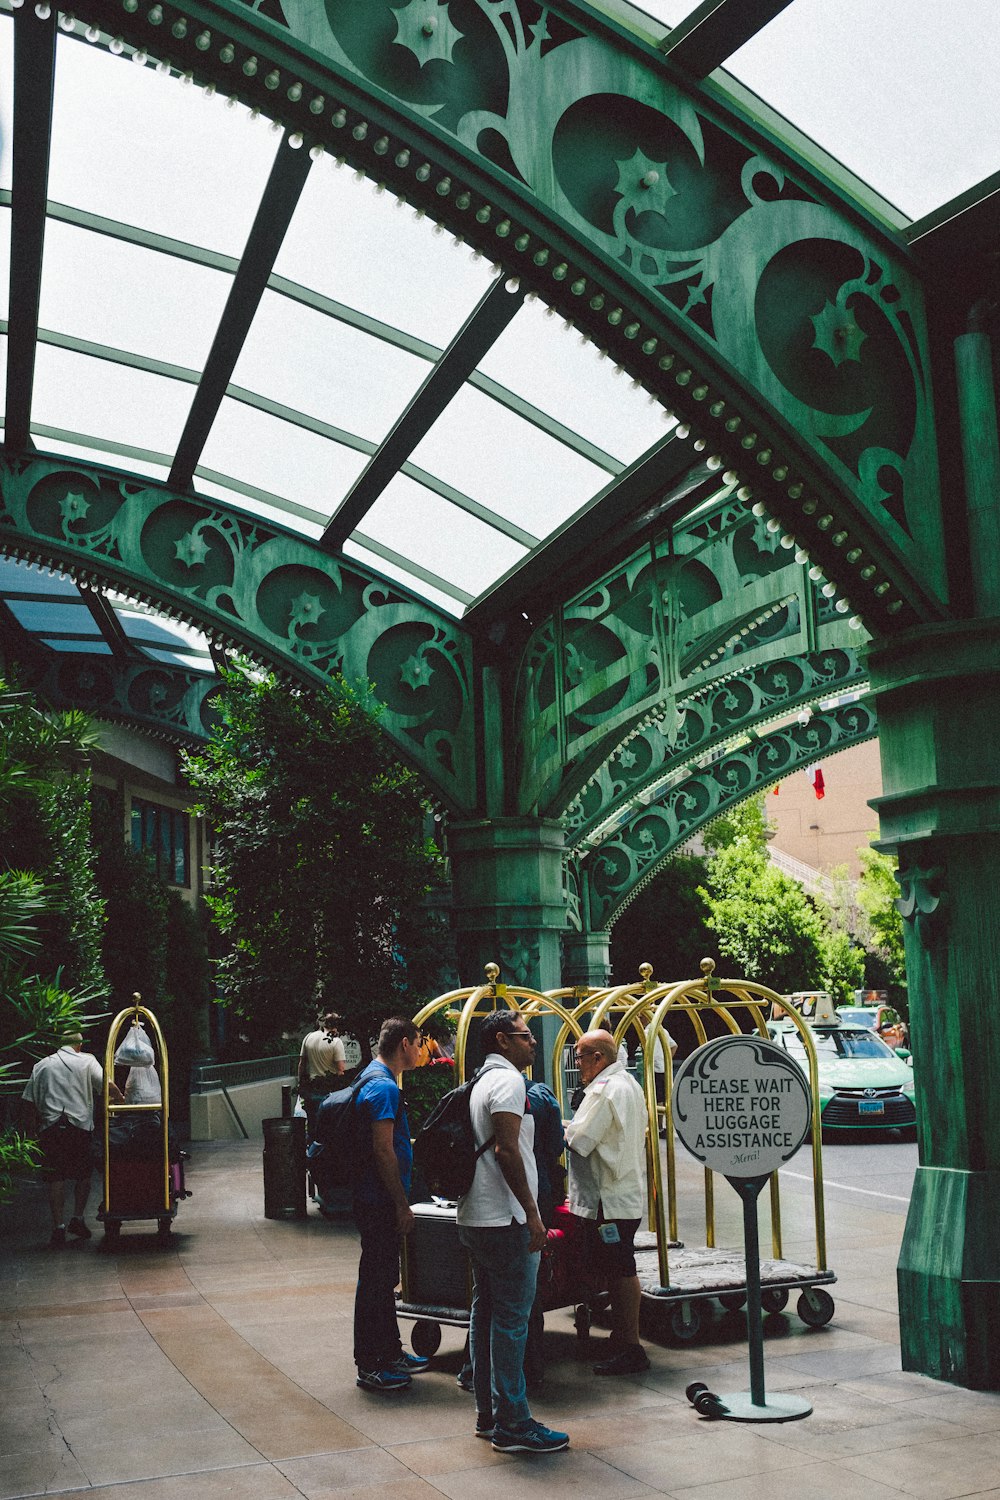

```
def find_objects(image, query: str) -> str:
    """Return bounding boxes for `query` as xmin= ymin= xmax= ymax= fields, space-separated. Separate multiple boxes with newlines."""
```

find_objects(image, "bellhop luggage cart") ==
xmin=98 ymin=998 xmax=185 ymax=1247
xmin=397 ymin=964 xmax=609 ymax=1357
xmin=596 ymin=959 xmax=836 ymax=1343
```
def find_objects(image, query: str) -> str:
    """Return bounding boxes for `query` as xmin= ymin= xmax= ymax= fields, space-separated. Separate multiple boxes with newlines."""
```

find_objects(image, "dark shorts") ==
xmin=592 ymin=1216 xmax=641 ymax=1279
xmin=39 ymin=1122 xmax=93 ymax=1183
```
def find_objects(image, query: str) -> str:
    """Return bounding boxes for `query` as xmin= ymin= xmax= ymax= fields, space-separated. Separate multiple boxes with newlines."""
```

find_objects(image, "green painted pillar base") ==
xmin=562 ymin=930 xmax=611 ymax=987
xmin=899 ymin=1166 xmax=1000 ymax=1389
xmin=448 ymin=817 xmax=566 ymax=992
xmin=869 ymin=621 xmax=1000 ymax=1390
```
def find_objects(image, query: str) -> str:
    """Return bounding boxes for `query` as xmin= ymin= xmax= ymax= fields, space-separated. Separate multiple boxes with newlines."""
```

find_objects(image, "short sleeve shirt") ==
xmin=22 ymin=1048 xmax=103 ymax=1130
xmin=457 ymin=1056 xmax=537 ymax=1228
xmin=353 ymin=1059 xmax=412 ymax=1207
xmin=299 ymin=1028 xmax=347 ymax=1083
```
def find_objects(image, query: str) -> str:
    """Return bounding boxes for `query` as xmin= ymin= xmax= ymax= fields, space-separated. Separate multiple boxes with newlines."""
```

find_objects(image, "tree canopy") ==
xmin=182 ymin=667 xmax=442 ymax=1049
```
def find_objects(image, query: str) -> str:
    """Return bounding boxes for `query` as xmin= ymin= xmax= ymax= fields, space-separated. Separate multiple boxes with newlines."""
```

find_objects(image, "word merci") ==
xmin=687 ymin=1075 xmax=798 ymax=1150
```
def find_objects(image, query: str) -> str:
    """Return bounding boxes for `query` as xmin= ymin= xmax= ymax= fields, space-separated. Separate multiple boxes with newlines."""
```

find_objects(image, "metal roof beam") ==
xmin=77 ymin=583 xmax=138 ymax=663
xmin=464 ymin=434 xmax=712 ymax=630
xmin=321 ymin=277 xmax=525 ymax=551
xmin=660 ymin=0 xmax=795 ymax=79
xmin=168 ymin=134 xmax=313 ymax=490
xmin=5 ymin=8 xmax=57 ymax=451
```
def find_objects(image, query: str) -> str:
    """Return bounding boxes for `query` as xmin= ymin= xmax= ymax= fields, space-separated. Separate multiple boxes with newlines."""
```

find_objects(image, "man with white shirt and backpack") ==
xmin=457 ymin=1010 xmax=569 ymax=1455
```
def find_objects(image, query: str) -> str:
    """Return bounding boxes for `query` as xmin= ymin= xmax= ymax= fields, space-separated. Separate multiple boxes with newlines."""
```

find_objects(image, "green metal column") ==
xmin=447 ymin=818 xmax=567 ymax=992
xmin=869 ymin=622 xmax=1000 ymax=1390
xmin=562 ymin=931 xmax=612 ymax=988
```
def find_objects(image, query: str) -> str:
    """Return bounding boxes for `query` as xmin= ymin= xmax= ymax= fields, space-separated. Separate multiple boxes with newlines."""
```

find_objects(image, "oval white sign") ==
xmin=671 ymin=1035 xmax=812 ymax=1178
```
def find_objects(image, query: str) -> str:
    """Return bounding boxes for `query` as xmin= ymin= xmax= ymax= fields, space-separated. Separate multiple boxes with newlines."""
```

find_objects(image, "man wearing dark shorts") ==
xmin=21 ymin=1033 xmax=123 ymax=1246
xmin=564 ymin=1030 xmax=650 ymax=1375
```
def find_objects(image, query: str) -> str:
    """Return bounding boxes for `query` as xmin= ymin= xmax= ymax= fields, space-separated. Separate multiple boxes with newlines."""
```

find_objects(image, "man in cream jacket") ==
xmin=564 ymin=1030 xmax=650 ymax=1375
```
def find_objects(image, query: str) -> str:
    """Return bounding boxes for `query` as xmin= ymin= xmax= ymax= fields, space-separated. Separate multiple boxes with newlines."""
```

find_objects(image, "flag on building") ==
xmin=809 ymin=765 xmax=825 ymax=800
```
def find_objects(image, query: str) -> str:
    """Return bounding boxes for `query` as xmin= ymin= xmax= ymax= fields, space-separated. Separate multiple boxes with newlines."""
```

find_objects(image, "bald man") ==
xmin=564 ymin=1030 xmax=650 ymax=1375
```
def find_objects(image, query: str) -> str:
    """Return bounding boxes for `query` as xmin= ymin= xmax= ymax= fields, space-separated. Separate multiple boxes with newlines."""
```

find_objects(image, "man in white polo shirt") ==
xmin=565 ymin=1029 xmax=650 ymax=1375
xmin=457 ymin=1010 xmax=569 ymax=1456
xmin=22 ymin=1033 xmax=123 ymax=1246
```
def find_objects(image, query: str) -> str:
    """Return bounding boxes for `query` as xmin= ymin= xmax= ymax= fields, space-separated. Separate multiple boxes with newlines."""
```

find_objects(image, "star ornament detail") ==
xmin=290 ymin=591 xmax=324 ymax=629
xmin=175 ymin=529 xmax=211 ymax=568
xmin=614 ymin=148 xmax=676 ymax=218
xmin=60 ymin=490 xmax=90 ymax=524
xmin=400 ymin=650 xmax=434 ymax=690
xmin=391 ymin=0 xmax=465 ymax=66
xmin=810 ymin=298 xmax=868 ymax=366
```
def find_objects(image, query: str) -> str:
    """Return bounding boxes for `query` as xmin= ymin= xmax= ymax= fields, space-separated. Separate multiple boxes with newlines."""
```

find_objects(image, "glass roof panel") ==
xmin=199 ymin=397 xmax=368 ymax=523
xmin=47 ymin=37 xmax=278 ymax=256
xmin=343 ymin=538 xmax=467 ymax=618
xmin=0 ymin=332 xmax=6 ymax=432
xmin=723 ymin=0 xmax=1000 ymax=219
xmin=40 ymin=639 xmax=114 ymax=654
xmin=0 ymin=554 xmax=79 ymax=596
xmin=273 ymin=164 xmax=496 ymax=346
xmin=7 ymin=599 xmax=100 ymax=636
xmin=38 ymin=220 xmax=233 ymax=370
xmin=478 ymin=299 xmax=669 ymax=463
xmin=0 ymin=15 xmax=12 ymax=191
xmin=32 ymin=344 xmax=193 ymax=456
xmin=359 ymin=473 xmax=527 ymax=600
xmin=410 ymin=385 xmax=609 ymax=536
xmin=232 ymin=290 xmax=427 ymax=444
xmin=30 ymin=434 xmax=171 ymax=483
xmin=194 ymin=472 xmax=325 ymax=539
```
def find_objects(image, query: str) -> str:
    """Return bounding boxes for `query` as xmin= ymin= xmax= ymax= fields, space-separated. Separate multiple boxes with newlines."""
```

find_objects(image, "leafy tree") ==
xmin=182 ymin=666 xmax=441 ymax=1050
xmin=0 ymin=679 xmax=106 ymax=1201
xmin=610 ymin=853 xmax=719 ymax=984
xmin=819 ymin=926 xmax=866 ymax=1005
xmin=699 ymin=795 xmax=827 ymax=993
xmin=856 ymin=845 xmax=908 ymax=998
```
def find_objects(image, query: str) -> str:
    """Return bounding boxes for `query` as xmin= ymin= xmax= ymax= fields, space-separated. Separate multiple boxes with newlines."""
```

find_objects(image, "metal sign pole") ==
xmin=672 ymin=1033 xmax=814 ymax=1423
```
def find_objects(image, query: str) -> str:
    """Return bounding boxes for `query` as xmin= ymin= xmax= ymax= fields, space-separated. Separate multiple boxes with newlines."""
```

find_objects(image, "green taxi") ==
xmin=767 ymin=1021 xmax=917 ymax=1135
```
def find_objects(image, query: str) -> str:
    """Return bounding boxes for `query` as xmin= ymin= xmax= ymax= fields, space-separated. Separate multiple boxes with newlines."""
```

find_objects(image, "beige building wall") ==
xmin=767 ymin=737 xmax=882 ymax=879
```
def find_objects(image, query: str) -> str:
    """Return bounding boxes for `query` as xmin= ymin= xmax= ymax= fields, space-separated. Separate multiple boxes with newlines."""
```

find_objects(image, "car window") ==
xmin=834 ymin=1029 xmax=896 ymax=1059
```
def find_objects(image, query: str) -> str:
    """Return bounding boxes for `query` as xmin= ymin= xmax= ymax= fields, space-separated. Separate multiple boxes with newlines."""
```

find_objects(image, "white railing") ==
xmin=767 ymin=846 xmax=838 ymax=900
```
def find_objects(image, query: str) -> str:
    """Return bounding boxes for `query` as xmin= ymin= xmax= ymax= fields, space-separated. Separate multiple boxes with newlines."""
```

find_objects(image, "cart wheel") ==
xmin=573 ymin=1304 xmax=592 ymax=1339
xmin=762 ymin=1287 xmax=790 ymax=1313
xmin=103 ymin=1220 xmax=121 ymax=1248
xmin=670 ymin=1302 xmax=702 ymax=1342
xmin=718 ymin=1291 xmax=746 ymax=1312
xmin=410 ymin=1320 xmax=442 ymax=1358
xmin=157 ymin=1217 xmax=173 ymax=1245
xmin=797 ymin=1288 xmax=835 ymax=1327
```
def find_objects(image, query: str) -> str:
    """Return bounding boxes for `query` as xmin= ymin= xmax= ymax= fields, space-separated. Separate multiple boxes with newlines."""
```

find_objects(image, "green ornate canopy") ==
xmin=4 ymin=0 xmax=1000 ymax=1392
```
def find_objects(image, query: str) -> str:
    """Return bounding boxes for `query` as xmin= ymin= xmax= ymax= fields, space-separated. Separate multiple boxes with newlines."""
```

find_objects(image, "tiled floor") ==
xmin=3 ymin=1141 xmax=999 ymax=1500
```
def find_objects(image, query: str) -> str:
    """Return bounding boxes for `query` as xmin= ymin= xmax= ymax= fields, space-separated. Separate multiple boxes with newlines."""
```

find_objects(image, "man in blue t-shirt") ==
xmin=352 ymin=1016 xmax=424 ymax=1393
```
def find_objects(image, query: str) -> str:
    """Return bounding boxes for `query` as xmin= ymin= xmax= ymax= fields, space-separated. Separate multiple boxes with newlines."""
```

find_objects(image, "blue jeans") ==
xmin=459 ymin=1221 xmax=539 ymax=1432
xmin=353 ymin=1198 xmax=403 ymax=1371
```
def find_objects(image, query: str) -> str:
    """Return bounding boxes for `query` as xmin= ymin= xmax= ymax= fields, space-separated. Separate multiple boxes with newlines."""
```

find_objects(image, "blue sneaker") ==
xmin=356 ymin=1367 xmax=412 ymax=1393
xmin=392 ymin=1351 xmax=430 ymax=1375
xmin=492 ymin=1420 xmax=569 ymax=1453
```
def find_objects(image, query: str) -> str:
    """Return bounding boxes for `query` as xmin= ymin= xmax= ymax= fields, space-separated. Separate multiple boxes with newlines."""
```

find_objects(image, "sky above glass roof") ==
xmin=1 ymin=0 xmax=997 ymax=643
xmin=614 ymin=0 xmax=1000 ymax=220
xmin=0 ymin=13 xmax=679 ymax=619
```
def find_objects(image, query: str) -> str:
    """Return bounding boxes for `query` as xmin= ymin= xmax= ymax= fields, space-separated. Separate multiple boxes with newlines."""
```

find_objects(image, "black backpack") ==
xmin=413 ymin=1070 xmax=495 ymax=1200
xmin=307 ymin=1077 xmax=365 ymax=1191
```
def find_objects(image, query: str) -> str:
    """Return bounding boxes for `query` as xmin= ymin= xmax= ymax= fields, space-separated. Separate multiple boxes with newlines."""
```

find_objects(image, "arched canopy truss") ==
xmin=3 ymin=0 xmax=983 ymax=641
xmin=575 ymin=691 xmax=878 ymax=930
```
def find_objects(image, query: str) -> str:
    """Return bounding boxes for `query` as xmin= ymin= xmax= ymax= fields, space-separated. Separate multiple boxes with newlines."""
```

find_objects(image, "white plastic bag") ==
xmin=124 ymin=1065 xmax=161 ymax=1105
xmin=114 ymin=1021 xmax=155 ymax=1068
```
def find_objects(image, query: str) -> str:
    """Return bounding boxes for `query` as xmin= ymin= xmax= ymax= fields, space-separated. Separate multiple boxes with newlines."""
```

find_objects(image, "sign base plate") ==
xmin=715 ymin=1392 xmax=812 ymax=1422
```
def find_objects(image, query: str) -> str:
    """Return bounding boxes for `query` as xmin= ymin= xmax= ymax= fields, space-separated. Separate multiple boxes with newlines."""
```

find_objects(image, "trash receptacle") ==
xmin=262 ymin=1116 xmax=306 ymax=1220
